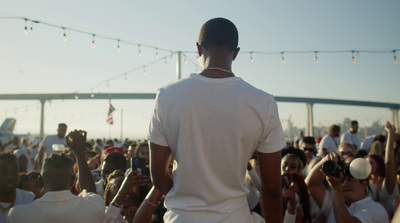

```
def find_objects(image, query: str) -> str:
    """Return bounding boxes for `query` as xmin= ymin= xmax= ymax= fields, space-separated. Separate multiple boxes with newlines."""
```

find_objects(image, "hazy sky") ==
xmin=0 ymin=1 xmax=399 ymax=139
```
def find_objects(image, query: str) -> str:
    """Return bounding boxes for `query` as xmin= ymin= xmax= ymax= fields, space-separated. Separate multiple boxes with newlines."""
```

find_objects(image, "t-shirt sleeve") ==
xmin=79 ymin=189 xmax=105 ymax=212
xmin=147 ymin=89 xmax=169 ymax=147
xmin=256 ymin=98 xmax=286 ymax=153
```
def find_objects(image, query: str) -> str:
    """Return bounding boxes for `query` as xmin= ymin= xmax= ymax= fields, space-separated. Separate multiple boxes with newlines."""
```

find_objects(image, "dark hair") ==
xmin=368 ymin=154 xmax=385 ymax=178
xmin=302 ymin=136 xmax=315 ymax=145
xmin=43 ymin=153 xmax=73 ymax=171
xmin=329 ymin=125 xmax=340 ymax=135
xmin=134 ymin=143 xmax=148 ymax=158
xmin=198 ymin=18 xmax=239 ymax=51
xmin=375 ymin=135 xmax=386 ymax=144
xmin=104 ymin=169 xmax=125 ymax=206
xmin=58 ymin=123 xmax=67 ymax=128
xmin=0 ymin=152 xmax=19 ymax=167
xmin=350 ymin=120 xmax=358 ymax=126
xmin=104 ymin=152 xmax=127 ymax=171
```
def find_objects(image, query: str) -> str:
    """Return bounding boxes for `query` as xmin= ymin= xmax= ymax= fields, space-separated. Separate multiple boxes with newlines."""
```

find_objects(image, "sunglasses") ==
xmin=302 ymin=147 xmax=314 ymax=152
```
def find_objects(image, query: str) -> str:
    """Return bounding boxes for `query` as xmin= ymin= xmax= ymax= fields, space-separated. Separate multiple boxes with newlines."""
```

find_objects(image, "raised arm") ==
xmin=66 ymin=130 xmax=96 ymax=193
xmin=305 ymin=155 xmax=328 ymax=208
xmin=258 ymin=150 xmax=282 ymax=223
xmin=384 ymin=121 xmax=396 ymax=195
xmin=132 ymin=186 xmax=162 ymax=223
xmin=149 ymin=142 xmax=173 ymax=195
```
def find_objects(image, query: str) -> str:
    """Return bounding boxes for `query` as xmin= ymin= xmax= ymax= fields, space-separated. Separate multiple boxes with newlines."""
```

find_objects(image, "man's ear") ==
xmin=196 ymin=42 xmax=202 ymax=57
xmin=232 ymin=47 xmax=240 ymax=61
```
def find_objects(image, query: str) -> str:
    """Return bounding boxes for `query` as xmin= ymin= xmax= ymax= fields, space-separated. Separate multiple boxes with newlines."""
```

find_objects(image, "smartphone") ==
xmin=131 ymin=157 xmax=149 ymax=176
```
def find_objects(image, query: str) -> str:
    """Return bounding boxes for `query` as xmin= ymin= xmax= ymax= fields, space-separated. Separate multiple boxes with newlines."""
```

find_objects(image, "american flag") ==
xmin=106 ymin=103 xmax=115 ymax=125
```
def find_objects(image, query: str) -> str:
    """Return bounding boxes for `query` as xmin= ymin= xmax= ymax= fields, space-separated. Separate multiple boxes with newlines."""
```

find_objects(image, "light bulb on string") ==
xmin=184 ymin=58 xmax=187 ymax=64
xmin=138 ymin=45 xmax=142 ymax=56
xmin=314 ymin=51 xmax=318 ymax=63
xmin=164 ymin=57 xmax=167 ymax=66
xmin=117 ymin=39 xmax=121 ymax=52
xmin=62 ymin=27 xmax=67 ymax=42
xmin=351 ymin=51 xmax=355 ymax=64
xmin=75 ymin=93 xmax=79 ymax=100
xmin=23 ymin=18 xmax=28 ymax=35
xmin=91 ymin=92 xmax=94 ymax=98
xmin=170 ymin=52 xmax=174 ymax=61
xmin=30 ymin=20 xmax=34 ymax=30
xmin=393 ymin=50 xmax=397 ymax=64
xmin=91 ymin=34 xmax=96 ymax=48
xmin=250 ymin=52 xmax=254 ymax=63
xmin=155 ymin=48 xmax=159 ymax=58
xmin=281 ymin=52 xmax=286 ymax=64
xmin=107 ymin=80 xmax=110 ymax=88
xmin=124 ymin=73 xmax=128 ymax=83
xmin=143 ymin=66 xmax=147 ymax=75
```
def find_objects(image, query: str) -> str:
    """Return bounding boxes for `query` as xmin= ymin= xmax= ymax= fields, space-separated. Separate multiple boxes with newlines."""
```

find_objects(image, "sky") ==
xmin=0 ymin=0 xmax=399 ymax=140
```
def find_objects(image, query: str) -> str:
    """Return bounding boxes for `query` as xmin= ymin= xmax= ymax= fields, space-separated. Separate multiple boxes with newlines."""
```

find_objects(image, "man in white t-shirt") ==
xmin=318 ymin=124 xmax=340 ymax=156
xmin=0 ymin=152 xmax=35 ymax=223
xmin=37 ymin=123 xmax=67 ymax=168
xmin=148 ymin=18 xmax=285 ymax=223
xmin=8 ymin=130 xmax=105 ymax=223
xmin=306 ymin=152 xmax=389 ymax=223
xmin=341 ymin=120 xmax=361 ymax=149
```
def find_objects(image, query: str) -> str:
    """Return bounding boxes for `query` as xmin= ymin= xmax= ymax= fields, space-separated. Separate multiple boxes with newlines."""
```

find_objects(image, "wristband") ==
xmin=144 ymin=199 xmax=157 ymax=207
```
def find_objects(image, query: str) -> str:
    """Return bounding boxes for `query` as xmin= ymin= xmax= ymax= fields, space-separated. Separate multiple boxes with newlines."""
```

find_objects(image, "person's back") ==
xmin=148 ymin=18 xmax=285 ymax=223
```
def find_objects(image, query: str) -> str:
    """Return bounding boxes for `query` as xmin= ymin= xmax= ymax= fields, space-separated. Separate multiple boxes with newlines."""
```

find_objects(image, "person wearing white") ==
xmin=8 ymin=130 xmax=105 ymax=223
xmin=340 ymin=120 xmax=361 ymax=149
xmin=306 ymin=152 xmax=389 ymax=223
xmin=318 ymin=124 xmax=340 ymax=156
xmin=37 ymin=123 xmax=67 ymax=169
xmin=148 ymin=18 xmax=285 ymax=223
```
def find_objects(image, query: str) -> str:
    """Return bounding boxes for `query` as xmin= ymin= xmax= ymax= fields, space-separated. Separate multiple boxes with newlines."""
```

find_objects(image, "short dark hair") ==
xmin=302 ymin=136 xmax=315 ymax=145
xmin=58 ymin=123 xmax=67 ymax=128
xmin=43 ymin=153 xmax=73 ymax=173
xmin=0 ymin=152 xmax=19 ymax=168
xmin=104 ymin=152 xmax=127 ymax=171
xmin=198 ymin=18 xmax=239 ymax=51
xmin=350 ymin=120 xmax=358 ymax=126
xmin=329 ymin=125 xmax=340 ymax=135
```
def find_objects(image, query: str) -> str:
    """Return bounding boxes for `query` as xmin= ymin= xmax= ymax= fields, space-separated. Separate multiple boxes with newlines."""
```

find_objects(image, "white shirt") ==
xmin=40 ymin=135 xmax=66 ymax=158
xmin=318 ymin=134 xmax=339 ymax=155
xmin=360 ymin=135 xmax=375 ymax=153
xmin=148 ymin=73 xmax=286 ymax=223
xmin=321 ymin=190 xmax=389 ymax=223
xmin=0 ymin=189 xmax=34 ymax=223
xmin=341 ymin=130 xmax=361 ymax=149
xmin=7 ymin=190 xmax=105 ymax=223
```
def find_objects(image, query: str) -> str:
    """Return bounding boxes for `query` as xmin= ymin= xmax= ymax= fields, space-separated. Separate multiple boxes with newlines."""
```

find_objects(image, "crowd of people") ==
xmin=0 ymin=119 xmax=399 ymax=222
xmin=1 ymin=18 xmax=400 ymax=223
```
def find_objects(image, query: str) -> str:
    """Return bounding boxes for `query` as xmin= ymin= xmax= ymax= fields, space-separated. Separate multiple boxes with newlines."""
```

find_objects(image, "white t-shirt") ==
xmin=318 ymin=134 xmax=339 ymax=155
xmin=148 ymin=73 xmax=286 ymax=223
xmin=40 ymin=135 xmax=66 ymax=158
xmin=360 ymin=135 xmax=375 ymax=153
xmin=320 ymin=190 xmax=389 ymax=223
xmin=7 ymin=190 xmax=105 ymax=223
xmin=341 ymin=131 xmax=361 ymax=149
xmin=0 ymin=189 xmax=34 ymax=223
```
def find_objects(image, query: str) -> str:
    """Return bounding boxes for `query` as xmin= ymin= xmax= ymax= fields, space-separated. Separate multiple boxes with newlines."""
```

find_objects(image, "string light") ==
xmin=30 ymin=20 xmax=34 ymax=30
xmin=314 ymin=51 xmax=318 ymax=63
xmin=90 ymin=89 xmax=94 ymax=98
xmin=155 ymin=48 xmax=159 ymax=58
xmin=184 ymin=58 xmax=187 ymax=64
xmin=74 ymin=93 xmax=79 ymax=100
xmin=170 ymin=52 xmax=174 ymax=61
xmin=138 ymin=44 xmax=142 ymax=56
xmin=117 ymin=39 xmax=120 ymax=52
xmin=351 ymin=51 xmax=355 ymax=64
xmin=62 ymin=27 xmax=67 ymax=42
xmin=107 ymin=80 xmax=109 ymax=88
xmin=91 ymin=34 xmax=96 ymax=48
xmin=124 ymin=73 xmax=128 ymax=83
xmin=23 ymin=18 xmax=28 ymax=35
xmin=393 ymin=50 xmax=398 ymax=64
xmin=281 ymin=52 xmax=286 ymax=64
xmin=143 ymin=66 xmax=147 ymax=75
xmin=250 ymin=52 xmax=254 ymax=63
xmin=164 ymin=57 xmax=167 ymax=66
